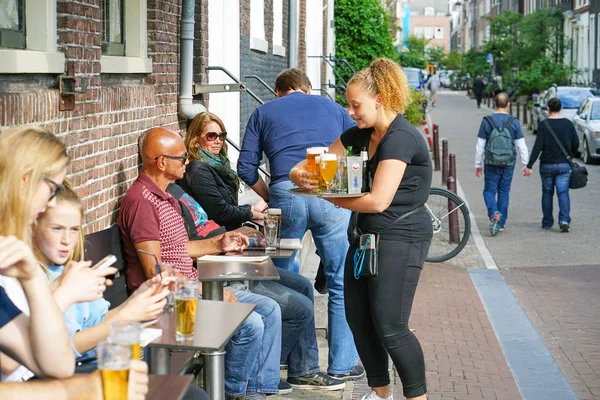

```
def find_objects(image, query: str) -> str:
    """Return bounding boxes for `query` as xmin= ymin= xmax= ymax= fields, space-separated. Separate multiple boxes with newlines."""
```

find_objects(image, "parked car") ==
xmin=571 ymin=96 xmax=600 ymax=164
xmin=531 ymin=86 xmax=599 ymax=134
xmin=438 ymin=70 xmax=455 ymax=88
xmin=404 ymin=67 xmax=424 ymax=91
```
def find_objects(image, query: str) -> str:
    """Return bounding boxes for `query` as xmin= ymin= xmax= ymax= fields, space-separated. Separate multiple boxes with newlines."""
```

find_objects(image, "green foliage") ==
xmin=442 ymin=51 xmax=463 ymax=70
xmin=516 ymin=57 xmax=571 ymax=95
xmin=405 ymin=87 xmax=427 ymax=127
xmin=335 ymin=0 xmax=399 ymax=76
xmin=399 ymin=51 xmax=426 ymax=69
xmin=404 ymin=35 xmax=428 ymax=55
xmin=461 ymin=50 xmax=489 ymax=78
xmin=426 ymin=45 xmax=445 ymax=65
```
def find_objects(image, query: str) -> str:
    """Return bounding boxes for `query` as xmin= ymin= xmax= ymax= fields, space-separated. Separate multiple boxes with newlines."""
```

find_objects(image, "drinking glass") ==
xmin=306 ymin=147 xmax=320 ymax=173
xmin=319 ymin=153 xmax=338 ymax=192
xmin=97 ymin=341 xmax=131 ymax=400
xmin=109 ymin=321 xmax=141 ymax=360
xmin=174 ymin=278 xmax=199 ymax=341
xmin=263 ymin=214 xmax=279 ymax=252
xmin=267 ymin=208 xmax=282 ymax=244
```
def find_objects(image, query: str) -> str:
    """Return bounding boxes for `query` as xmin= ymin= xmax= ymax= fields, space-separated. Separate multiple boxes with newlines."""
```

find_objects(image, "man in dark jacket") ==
xmin=473 ymin=76 xmax=485 ymax=108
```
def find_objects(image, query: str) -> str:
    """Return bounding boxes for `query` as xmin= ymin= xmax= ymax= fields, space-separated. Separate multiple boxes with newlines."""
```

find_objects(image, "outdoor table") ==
xmin=148 ymin=374 xmax=193 ymax=400
xmin=233 ymin=248 xmax=296 ymax=259
xmin=196 ymin=256 xmax=280 ymax=301
xmin=144 ymin=299 xmax=255 ymax=400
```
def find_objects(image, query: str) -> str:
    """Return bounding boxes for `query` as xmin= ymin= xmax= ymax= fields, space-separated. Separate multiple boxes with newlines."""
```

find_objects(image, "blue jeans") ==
xmin=540 ymin=163 xmax=571 ymax=227
xmin=252 ymin=267 xmax=320 ymax=377
xmin=224 ymin=289 xmax=281 ymax=396
xmin=483 ymin=165 xmax=515 ymax=229
xmin=269 ymin=180 xmax=358 ymax=374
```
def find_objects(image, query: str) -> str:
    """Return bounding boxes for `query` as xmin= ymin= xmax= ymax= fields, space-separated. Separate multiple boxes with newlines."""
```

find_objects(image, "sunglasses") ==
xmin=44 ymin=177 xmax=64 ymax=202
xmin=205 ymin=131 xmax=227 ymax=141
xmin=154 ymin=151 xmax=189 ymax=163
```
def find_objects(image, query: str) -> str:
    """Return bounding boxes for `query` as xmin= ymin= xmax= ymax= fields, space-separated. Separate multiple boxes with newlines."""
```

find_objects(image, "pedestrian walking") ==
xmin=524 ymin=98 xmax=580 ymax=232
xmin=428 ymin=73 xmax=440 ymax=107
xmin=474 ymin=92 xmax=530 ymax=236
xmin=237 ymin=68 xmax=363 ymax=382
xmin=473 ymin=75 xmax=485 ymax=108
xmin=291 ymin=58 xmax=432 ymax=400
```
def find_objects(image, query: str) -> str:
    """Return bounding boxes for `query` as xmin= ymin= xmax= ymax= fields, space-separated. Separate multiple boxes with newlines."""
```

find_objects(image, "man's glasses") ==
xmin=44 ymin=177 xmax=64 ymax=202
xmin=205 ymin=131 xmax=227 ymax=141
xmin=154 ymin=151 xmax=189 ymax=163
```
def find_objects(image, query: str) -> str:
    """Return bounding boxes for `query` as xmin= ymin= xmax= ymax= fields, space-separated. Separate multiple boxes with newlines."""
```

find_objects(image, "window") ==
xmin=414 ymin=27 xmax=423 ymax=37
xmin=0 ymin=0 xmax=65 ymax=73
xmin=101 ymin=0 xmax=125 ymax=56
xmin=424 ymin=27 xmax=434 ymax=39
xmin=434 ymin=27 xmax=444 ymax=39
xmin=250 ymin=0 xmax=267 ymax=52
xmin=598 ymin=14 xmax=600 ymax=68
xmin=99 ymin=0 xmax=152 ymax=74
xmin=0 ymin=0 xmax=25 ymax=49
xmin=272 ymin=0 xmax=285 ymax=56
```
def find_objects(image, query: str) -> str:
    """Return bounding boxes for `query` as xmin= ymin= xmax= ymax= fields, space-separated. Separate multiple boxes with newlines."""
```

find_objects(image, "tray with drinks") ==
xmin=288 ymin=188 xmax=367 ymax=198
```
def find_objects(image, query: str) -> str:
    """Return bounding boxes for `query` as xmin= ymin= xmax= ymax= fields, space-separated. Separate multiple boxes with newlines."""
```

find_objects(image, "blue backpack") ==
xmin=484 ymin=116 xmax=516 ymax=167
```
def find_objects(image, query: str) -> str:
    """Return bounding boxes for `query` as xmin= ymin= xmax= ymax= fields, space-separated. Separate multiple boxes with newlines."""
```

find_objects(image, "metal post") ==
xmin=433 ymin=124 xmax=440 ymax=171
xmin=202 ymin=281 xmax=224 ymax=301
xmin=145 ymin=347 xmax=171 ymax=374
xmin=509 ymin=101 xmax=513 ymax=116
xmin=523 ymin=102 xmax=528 ymax=124
xmin=446 ymin=176 xmax=460 ymax=243
xmin=203 ymin=350 xmax=226 ymax=400
xmin=442 ymin=140 xmax=449 ymax=185
xmin=449 ymin=153 xmax=456 ymax=182
xmin=516 ymin=100 xmax=520 ymax=120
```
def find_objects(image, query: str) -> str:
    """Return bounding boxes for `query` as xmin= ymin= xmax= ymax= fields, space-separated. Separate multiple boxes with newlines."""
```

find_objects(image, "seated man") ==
xmin=170 ymin=183 xmax=346 ymax=391
xmin=118 ymin=127 xmax=280 ymax=400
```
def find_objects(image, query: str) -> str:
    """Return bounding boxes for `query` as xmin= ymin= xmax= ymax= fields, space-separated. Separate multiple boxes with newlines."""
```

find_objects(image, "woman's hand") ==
xmin=251 ymin=199 xmax=268 ymax=220
xmin=119 ymin=281 xmax=169 ymax=322
xmin=0 ymin=236 xmax=40 ymax=280
xmin=233 ymin=226 xmax=264 ymax=238
xmin=219 ymin=232 xmax=249 ymax=253
xmin=55 ymin=260 xmax=117 ymax=304
xmin=290 ymin=167 xmax=319 ymax=191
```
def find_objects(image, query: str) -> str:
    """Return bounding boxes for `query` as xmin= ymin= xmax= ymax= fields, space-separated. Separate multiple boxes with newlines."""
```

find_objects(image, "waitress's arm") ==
xmin=324 ymin=159 xmax=407 ymax=213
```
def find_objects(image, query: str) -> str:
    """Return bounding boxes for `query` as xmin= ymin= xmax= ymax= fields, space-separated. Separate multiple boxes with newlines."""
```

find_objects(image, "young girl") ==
xmin=32 ymin=181 xmax=170 ymax=365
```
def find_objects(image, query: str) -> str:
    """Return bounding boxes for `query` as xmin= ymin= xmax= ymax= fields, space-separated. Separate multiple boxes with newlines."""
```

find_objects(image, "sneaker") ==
xmin=328 ymin=365 xmax=366 ymax=382
xmin=280 ymin=363 xmax=288 ymax=370
xmin=287 ymin=372 xmax=345 ymax=391
xmin=358 ymin=391 xmax=394 ymax=400
xmin=560 ymin=222 xmax=570 ymax=233
xmin=278 ymin=381 xmax=293 ymax=395
xmin=490 ymin=212 xmax=501 ymax=236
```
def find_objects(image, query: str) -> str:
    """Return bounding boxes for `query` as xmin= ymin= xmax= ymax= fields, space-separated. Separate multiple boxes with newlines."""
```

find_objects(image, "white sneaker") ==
xmin=359 ymin=391 xmax=393 ymax=400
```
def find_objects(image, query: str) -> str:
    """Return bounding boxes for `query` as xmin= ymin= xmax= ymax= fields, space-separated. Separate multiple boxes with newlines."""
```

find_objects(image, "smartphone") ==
xmin=91 ymin=254 xmax=118 ymax=270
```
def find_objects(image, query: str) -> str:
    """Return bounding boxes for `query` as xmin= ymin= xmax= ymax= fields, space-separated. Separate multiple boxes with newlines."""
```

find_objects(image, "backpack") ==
xmin=484 ymin=116 xmax=516 ymax=167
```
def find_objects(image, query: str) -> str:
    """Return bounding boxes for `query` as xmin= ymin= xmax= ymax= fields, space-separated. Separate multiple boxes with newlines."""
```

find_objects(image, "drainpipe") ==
xmin=179 ymin=0 xmax=206 ymax=120
xmin=289 ymin=0 xmax=299 ymax=68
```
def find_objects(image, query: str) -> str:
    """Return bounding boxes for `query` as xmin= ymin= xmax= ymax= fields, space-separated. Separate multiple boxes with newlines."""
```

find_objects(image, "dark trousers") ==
xmin=344 ymin=238 xmax=430 ymax=398
xmin=475 ymin=92 xmax=482 ymax=107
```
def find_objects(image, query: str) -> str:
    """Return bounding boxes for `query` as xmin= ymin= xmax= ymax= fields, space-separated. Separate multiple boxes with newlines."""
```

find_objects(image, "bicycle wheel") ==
xmin=425 ymin=187 xmax=471 ymax=262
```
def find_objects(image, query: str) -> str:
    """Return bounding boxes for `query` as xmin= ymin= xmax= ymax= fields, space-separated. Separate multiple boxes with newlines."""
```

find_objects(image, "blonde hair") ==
xmin=0 ymin=126 xmax=70 ymax=243
xmin=348 ymin=58 xmax=411 ymax=114
xmin=185 ymin=112 xmax=228 ymax=159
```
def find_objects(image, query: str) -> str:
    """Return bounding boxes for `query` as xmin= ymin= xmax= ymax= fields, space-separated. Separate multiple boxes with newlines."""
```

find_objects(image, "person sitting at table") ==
xmin=169 ymin=182 xmax=347 ymax=392
xmin=178 ymin=111 xmax=268 ymax=231
xmin=119 ymin=127 xmax=281 ymax=400
xmin=0 ymin=125 xmax=148 ymax=399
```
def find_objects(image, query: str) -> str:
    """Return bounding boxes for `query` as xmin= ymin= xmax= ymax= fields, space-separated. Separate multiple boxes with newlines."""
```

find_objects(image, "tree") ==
xmin=399 ymin=35 xmax=427 ymax=69
xmin=442 ymin=51 xmax=463 ymax=71
xmin=426 ymin=45 xmax=445 ymax=65
xmin=516 ymin=57 xmax=571 ymax=95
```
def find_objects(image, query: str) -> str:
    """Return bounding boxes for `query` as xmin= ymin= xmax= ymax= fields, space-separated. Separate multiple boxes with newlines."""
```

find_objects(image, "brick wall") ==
xmin=0 ymin=0 xmax=191 ymax=234
xmin=299 ymin=0 xmax=307 ymax=72
xmin=239 ymin=0 xmax=289 ymax=138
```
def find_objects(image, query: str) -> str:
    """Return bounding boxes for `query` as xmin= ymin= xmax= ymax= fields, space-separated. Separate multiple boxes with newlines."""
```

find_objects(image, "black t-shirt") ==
xmin=341 ymin=114 xmax=433 ymax=242
xmin=1 ymin=286 xmax=22 ymax=329
xmin=527 ymin=118 xmax=580 ymax=168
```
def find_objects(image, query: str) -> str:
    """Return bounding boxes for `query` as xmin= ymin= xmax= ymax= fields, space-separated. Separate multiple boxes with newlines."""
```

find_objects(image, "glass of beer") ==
xmin=109 ymin=321 xmax=142 ymax=360
xmin=267 ymin=208 xmax=282 ymax=244
xmin=175 ymin=278 xmax=199 ymax=341
xmin=306 ymin=147 xmax=320 ymax=173
xmin=263 ymin=214 xmax=279 ymax=252
xmin=319 ymin=153 xmax=338 ymax=192
xmin=97 ymin=341 xmax=131 ymax=400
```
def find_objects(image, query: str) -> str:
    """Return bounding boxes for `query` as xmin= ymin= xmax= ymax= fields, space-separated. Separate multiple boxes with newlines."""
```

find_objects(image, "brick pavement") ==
xmin=502 ymin=266 xmax=600 ymax=400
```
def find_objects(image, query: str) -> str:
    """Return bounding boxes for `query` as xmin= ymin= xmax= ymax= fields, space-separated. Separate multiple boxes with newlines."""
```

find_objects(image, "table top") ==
xmin=146 ymin=300 xmax=255 ymax=351
xmin=232 ymin=248 xmax=296 ymax=259
xmin=148 ymin=374 xmax=193 ymax=400
xmin=196 ymin=257 xmax=280 ymax=282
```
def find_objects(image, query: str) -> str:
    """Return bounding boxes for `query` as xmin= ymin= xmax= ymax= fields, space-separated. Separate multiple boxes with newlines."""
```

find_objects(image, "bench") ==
xmin=84 ymin=225 xmax=128 ymax=309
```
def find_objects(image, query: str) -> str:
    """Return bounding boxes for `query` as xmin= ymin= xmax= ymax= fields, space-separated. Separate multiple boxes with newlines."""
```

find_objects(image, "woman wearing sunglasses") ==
xmin=179 ymin=112 xmax=268 ymax=231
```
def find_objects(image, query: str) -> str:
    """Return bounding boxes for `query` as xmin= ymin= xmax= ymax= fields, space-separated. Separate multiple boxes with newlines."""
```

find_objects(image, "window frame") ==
xmin=272 ymin=0 xmax=285 ymax=56
xmin=250 ymin=0 xmax=268 ymax=53
xmin=0 ymin=0 xmax=25 ymax=49
xmin=101 ymin=0 xmax=126 ymax=56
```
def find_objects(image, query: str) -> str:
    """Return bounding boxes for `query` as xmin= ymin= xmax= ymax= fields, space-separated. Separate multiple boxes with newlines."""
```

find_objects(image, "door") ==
xmin=208 ymin=0 xmax=241 ymax=167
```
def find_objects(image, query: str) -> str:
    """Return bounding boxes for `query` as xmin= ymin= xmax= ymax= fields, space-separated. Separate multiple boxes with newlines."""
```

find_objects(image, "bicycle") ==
xmin=425 ymin=187 xmax=471 ymax=262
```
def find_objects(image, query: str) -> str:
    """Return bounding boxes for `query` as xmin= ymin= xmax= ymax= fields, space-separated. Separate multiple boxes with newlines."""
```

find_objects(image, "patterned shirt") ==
xmin=118 ymin=172 xmax=197 ymax=291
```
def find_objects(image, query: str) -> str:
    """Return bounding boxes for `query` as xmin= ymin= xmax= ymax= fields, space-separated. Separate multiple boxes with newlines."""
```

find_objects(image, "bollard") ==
xmin=449 ymin=153 xmax=456 ymax=183
xmin=446 ymin=176 xmax=460 ymax=243
xmin=523 ymin=102 xmax=528 ymax=124
xmin=516 ymin=100 xmax=520 ymax=120
xmin=442 ymin=140 xmax=449 ymax=185
xmin=509 ymin=101 xmax=513 ymax=116
xmin=433 ymin=124 xmax=440 ymax=171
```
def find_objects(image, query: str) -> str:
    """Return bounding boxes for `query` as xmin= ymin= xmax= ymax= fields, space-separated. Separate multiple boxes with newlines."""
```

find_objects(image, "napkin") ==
xmin=279 ymin=239 xmax=302 ymax=250
xmin=140 ymin=328 xmax=163 ymax=347
xmin=198 ymin=255 xmax=269 ymax=262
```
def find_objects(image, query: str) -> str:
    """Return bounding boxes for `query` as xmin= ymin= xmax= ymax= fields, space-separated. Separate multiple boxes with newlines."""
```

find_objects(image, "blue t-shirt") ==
xmin=477 ymin=113 xmax=523 ymax=141
xmin=0 ymin=285 xmax=21 ymax=329
xmin=46 ymin=265 xmax=111 ymax=360
xmin=238 ymin=92 xmax=356 ymax=186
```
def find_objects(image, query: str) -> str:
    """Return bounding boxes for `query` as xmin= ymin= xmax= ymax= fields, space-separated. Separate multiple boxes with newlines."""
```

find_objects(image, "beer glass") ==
xmin=263 ymin=214 xmax=279 ymax=252
xmin=174 ymin=278 xmax=199 ymax=341
xmin=109 ymin=321 xmax=142 ymax=360
xmin=306 ymin=147 xmax=320 ymax=173
xmin=319 ymin=153 xmax=338 ymax=192
xmin=97 ymin=341 xmax=131 ymax=400
xmin=267 ymin=208 xmax=282 ymax=244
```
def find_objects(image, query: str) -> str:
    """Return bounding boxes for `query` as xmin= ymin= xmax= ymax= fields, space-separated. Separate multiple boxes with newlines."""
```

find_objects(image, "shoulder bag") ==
xmin=351 ymin=206 xmax=424 ymax=279
xmin=543 ymin=120 xmax=588 ymax=189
